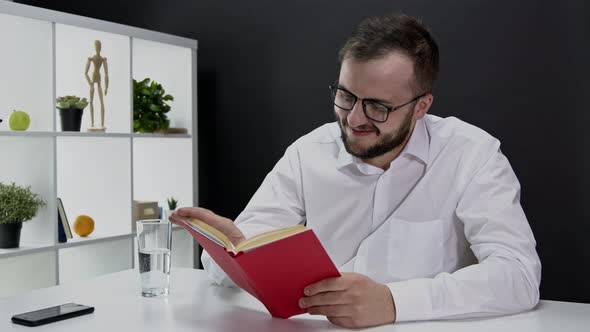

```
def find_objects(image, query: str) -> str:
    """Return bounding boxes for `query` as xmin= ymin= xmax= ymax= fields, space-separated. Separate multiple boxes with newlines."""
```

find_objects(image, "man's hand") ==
xmin=299 ymin=273 xmax=396 ymax=328
xmin=168 ymin=207 xmax=246 ymax=246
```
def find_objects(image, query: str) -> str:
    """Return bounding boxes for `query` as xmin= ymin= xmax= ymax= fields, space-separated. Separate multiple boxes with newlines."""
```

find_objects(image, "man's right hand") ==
xmin=168 ymin=207 xmax=246 ymax=246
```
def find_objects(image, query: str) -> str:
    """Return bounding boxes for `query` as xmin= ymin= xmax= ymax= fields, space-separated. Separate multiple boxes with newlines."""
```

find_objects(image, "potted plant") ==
xmin=56 ymin=95 xmax=89 ymax=131
xmin=0 ymin=182 xmax=46 ymax=248
xmin=167 ymin=197 xmax=178 ymax=211
xmin=133 ymin=78 xmax=174 ymax=133
xmin=164 ymin=196 xmax=178 ymax=220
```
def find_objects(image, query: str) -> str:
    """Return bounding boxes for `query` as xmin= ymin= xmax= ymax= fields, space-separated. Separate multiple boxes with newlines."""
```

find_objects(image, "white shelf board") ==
xmin=0 ymin=1 xmax=198 ymax=50
xmin=0 ymin=242 xmax=55 ymax=259
xmin=57 ymin=233 xmax=134 ymax=250
xmin=0 ymin=131 xmax=192 ymax=138
xmin=0 ymin=233 xmax=135 ymax=259
xmin=56 ymin=132 xmax=130 ymax=138
xmin=0 ymin=131 xmax=54 ymax=137
xmin=132 ymin=133 xmax=191 ymax=138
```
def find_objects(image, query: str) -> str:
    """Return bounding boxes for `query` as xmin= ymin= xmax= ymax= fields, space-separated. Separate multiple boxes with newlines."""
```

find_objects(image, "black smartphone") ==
xmin=11 ymin=303 xmax=94 ymax=327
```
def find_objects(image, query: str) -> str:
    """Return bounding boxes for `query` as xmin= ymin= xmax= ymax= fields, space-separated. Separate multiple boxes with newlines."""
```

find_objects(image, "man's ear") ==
xmin=414 ymin=93 xmax=433 ymax=120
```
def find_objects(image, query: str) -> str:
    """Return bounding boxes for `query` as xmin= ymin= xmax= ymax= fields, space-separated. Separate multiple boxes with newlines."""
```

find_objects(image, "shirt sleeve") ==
xmin=388 ymin=146 xmax=542 ymax=322
xmin=202 ymin=144 xmax=306 ymax=285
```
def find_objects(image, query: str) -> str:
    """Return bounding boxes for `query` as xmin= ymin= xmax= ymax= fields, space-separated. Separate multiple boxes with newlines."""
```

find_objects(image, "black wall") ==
xmin=17 ymin=0 xmax=590 ymax=303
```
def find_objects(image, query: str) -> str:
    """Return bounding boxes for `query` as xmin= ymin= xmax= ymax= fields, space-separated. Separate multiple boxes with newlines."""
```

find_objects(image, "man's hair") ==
xmin=338 ymin=13 xmax=439 ymax=94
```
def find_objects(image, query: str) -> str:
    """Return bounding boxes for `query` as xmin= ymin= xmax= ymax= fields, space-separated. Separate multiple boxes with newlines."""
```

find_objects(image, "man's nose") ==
xmin=347 ymin=101 xmax=368 ymax=127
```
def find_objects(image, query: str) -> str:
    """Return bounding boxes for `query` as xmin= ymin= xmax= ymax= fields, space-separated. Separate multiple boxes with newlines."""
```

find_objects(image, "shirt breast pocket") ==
xmin=385 ymin=217 xmax=444 ymax=281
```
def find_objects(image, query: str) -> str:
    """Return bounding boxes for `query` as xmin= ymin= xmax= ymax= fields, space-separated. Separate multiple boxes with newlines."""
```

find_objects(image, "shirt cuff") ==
xmin=201 ymin=250 xmax=237 ymax=287
xmin=387 ymin=278 xmax=434 ymax=322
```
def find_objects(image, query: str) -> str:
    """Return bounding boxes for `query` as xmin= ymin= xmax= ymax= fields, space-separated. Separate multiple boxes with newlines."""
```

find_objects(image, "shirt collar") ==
xmin=333 ymin=124 xmax=355 ymax=169
xmin=401 ymin=118 xmax=429 ymax=165
xmin=334 ymin=118 xmax=430 ymax=170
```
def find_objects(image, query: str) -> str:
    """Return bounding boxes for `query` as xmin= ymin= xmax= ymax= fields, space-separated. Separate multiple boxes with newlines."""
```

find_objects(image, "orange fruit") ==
xmin=73 ymin=215 xmax=95 ymax=237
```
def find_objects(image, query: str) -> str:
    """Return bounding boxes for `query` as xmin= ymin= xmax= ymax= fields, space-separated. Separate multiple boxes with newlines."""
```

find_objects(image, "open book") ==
xmin=189 ymin=218 xmax=311 ymax=254
xmin=176 ymin=218 xmax=341 ymax=319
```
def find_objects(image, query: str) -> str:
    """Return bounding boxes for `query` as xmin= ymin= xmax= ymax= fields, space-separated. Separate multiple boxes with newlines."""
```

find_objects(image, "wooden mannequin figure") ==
xmin=85 ymin=40 xmax=109 ymax=132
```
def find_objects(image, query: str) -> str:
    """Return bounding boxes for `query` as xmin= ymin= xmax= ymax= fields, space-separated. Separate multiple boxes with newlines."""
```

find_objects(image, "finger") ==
xmin=299 ymin=291 xmax=351 ymax=308
xmin=304 ymin=276 xmax=348 ymax=296
xmin=177 ymin=207 xmax=229 ymax=226
xmin=177 ymin=207 xmax=218 ymax=221
xmin=176 ymin=207 xmax=245 ymax=245
xmin=167 ymin=212 xmax=183 ymax=224
xmin=306 ymin=304 xmax=351 ymax=317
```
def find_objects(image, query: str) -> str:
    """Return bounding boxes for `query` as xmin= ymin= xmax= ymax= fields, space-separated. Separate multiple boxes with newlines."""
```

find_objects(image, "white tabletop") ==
xmin=1 ymin=268 xmax=589 ymax=331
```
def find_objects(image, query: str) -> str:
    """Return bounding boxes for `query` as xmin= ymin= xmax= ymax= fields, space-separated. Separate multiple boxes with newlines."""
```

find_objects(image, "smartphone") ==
xmin=11 ymin=303 xmax=94 ymax=326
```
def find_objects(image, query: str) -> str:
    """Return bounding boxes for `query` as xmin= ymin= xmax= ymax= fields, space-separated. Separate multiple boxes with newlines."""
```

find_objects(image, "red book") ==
xmin=176 ymin=219 xmax=341 ymax=318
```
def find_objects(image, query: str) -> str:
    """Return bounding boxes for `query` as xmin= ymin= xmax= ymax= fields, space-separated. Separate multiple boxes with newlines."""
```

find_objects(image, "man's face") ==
xmin=335 ymin=52 xmax=421 ymax=160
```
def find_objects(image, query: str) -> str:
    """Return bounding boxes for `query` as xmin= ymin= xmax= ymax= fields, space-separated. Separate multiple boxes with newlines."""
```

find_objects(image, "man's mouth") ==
xmin=350 ymin=127 xmax=375 ymax=137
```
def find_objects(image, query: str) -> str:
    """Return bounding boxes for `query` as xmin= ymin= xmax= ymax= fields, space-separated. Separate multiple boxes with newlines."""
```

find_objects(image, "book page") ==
xmin=234 ymin=224 xmax=307 ymax=252
xmin=186 ymin=219 xmax=306 ymax=254
xmin=187 ymin=218 xmax=235 ymax=250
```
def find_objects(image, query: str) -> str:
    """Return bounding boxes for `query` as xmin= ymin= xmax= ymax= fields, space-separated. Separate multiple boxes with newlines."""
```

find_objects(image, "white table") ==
xmin=1 ymin=268 xmax=589 ymax=331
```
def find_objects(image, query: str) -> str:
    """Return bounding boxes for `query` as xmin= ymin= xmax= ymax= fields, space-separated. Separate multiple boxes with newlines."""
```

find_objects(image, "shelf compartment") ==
xmin=0 ymin=12 xmax=53 ymax=132
xmin=57 ymin=136 xmax=132 ymax=237
xmin=59 ymin=236 xmax=132 ymax=284
xmin=0 ymin=251 xmax=56 ymax=298
xmin=132 ymin=38 xmax=193 ymax=134
xmin=55 ymin=23 xmax=131 ymax=133
xmin=132 ymin=137 xmax=193 ymax=215
xmin=0 ymin=136 xmax=56 ymax=247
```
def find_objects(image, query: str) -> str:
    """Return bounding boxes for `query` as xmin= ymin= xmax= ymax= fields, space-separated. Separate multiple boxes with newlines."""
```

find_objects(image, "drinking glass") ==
xmin=137 ymin=219 xmax=172 ymax=297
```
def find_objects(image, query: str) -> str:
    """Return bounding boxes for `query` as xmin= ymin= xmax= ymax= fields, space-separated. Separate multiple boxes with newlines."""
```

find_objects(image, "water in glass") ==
xmin=139 ymin=247 xmax=171 ymax=297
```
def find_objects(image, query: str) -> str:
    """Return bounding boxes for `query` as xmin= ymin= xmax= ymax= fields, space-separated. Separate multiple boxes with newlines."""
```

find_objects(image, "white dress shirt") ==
xmin=202 ymin=114 xmax=542 ymax=322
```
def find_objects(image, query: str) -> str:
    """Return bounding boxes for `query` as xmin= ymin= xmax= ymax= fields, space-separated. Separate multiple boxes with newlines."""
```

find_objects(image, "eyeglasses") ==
xmin=329 ymin=85 xmax=425 ymax=123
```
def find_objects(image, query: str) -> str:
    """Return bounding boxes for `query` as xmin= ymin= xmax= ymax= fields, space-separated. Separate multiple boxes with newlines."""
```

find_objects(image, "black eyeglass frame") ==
xmin=329 ymin=85 xmax=426 ymax=123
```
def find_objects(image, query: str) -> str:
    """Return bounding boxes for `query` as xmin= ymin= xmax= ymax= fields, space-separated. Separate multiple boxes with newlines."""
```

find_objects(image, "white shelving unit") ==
xmin=0 ymin=2 xmax=198 ymax=298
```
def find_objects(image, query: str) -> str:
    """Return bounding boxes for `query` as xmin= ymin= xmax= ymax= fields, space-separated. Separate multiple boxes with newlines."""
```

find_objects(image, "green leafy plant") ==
xmin=56 ymin=95 xmax=89 ymax=110
xmin=133 ymin=78 xmax=174 ymax=133
xmin=0 ymin=182 xmax=46 ymax=224
xmin=167 ymin=197 xmax=178 ymax=210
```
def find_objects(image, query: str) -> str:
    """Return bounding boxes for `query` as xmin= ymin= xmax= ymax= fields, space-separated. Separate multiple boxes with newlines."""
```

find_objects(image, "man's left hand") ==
xmin=299 ymin=272 xmax=396 ymax=328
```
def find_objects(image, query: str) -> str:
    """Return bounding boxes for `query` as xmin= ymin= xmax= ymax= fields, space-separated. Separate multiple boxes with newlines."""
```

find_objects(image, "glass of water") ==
xmin=137 ymin=219 xmax=172 ymax=297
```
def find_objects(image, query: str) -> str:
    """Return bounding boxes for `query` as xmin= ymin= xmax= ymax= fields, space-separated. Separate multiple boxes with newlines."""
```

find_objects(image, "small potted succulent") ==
xmin=56 ymin=95 xmax=89 ymax=131
xmin=167 ymin=197 xmax=178 ymax=211
xmin=164 ymin=196 xmax=178 ymax=220
xmin=160 ymin=197 xmax=178 ymax=219
xmin=0 ymin=182 xmax=46 ymax=248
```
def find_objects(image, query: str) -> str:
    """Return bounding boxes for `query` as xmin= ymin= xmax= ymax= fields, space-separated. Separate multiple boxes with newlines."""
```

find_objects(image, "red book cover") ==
xmin=177 ymin=222 xmax=341 ymax=318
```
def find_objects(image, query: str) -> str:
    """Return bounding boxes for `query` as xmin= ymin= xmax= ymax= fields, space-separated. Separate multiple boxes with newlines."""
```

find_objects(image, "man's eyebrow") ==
xmin=337 ymin=84 xmax=392 ymax=105
xmin=336 ymin=83 xmax=352 ymax=93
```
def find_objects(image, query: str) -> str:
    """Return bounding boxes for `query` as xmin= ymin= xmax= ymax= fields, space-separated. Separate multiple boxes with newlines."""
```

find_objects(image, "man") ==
xmin=170 ymin=13 xmax=541 ymax=328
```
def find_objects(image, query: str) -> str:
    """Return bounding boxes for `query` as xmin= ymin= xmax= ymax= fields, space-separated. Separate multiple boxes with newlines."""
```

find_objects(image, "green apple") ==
xmin=9 ymin=110 xmax=30 ymax=131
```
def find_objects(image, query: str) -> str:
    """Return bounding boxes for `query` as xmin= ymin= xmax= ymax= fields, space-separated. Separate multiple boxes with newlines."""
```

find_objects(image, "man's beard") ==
xmin=337 ymin=109 xmax=414 ymax=160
